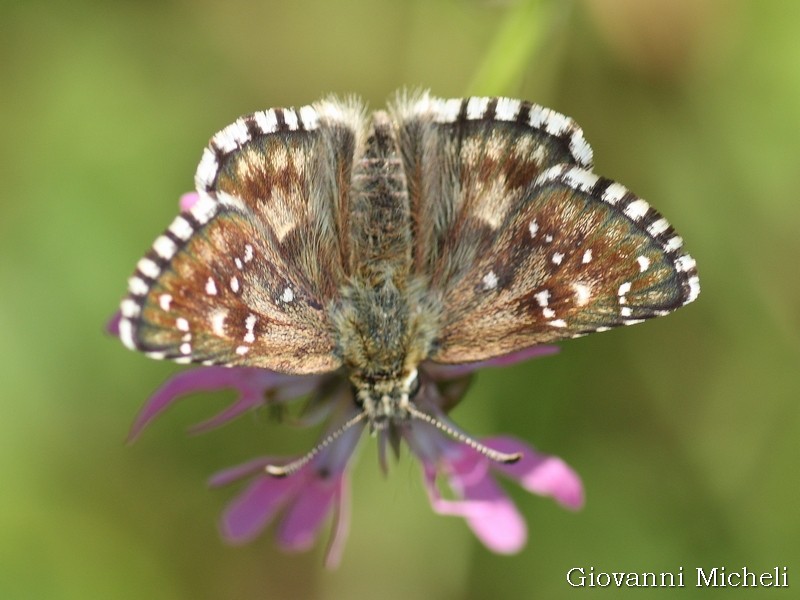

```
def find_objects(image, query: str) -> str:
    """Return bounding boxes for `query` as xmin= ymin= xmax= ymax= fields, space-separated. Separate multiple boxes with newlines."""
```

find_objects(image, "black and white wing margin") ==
xmin=118 ymin=100 xmax=365 ymax=374
xmin=394 ymin=94 xmax=699 ymax=364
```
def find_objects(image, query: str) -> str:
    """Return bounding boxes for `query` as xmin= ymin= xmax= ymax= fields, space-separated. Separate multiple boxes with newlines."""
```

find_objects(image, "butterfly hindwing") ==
xmin=393 ymin=94 xmax=592 ymax=279
xmin=119 ymin=101 xmax=367 ymax=373
xmin=429 ymin=164 xmax=699 ymax=363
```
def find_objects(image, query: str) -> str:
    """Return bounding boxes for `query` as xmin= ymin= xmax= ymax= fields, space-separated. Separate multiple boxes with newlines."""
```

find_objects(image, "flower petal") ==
xmin=127 ymin=367 xmax=292 ymax=441
xmin=480 ymin=344 xmax=560 ymax=367
xmin=276 ymin=473 xmax=339 ymax=552
xmin=486 ymin=436 xmax=585 ymax=510
xmin=179 ymin=192 xmax=199 ymax=212
xmin=423 ymin=460 xmax=527 ymax=554
xmin=186 ymin=396 xmax=262 ymax=435
xmin=220 ymin=475 xmax=301 ymax=544
xmin=106 ymin=311 xmax=121 ymax=337
xmin=324 ymin=475 xmax=350 ymax=569
xmin=459 ymin=474 xmax=527 ymax=554
xmin=424 ymin=345 xmax=559 ymax=379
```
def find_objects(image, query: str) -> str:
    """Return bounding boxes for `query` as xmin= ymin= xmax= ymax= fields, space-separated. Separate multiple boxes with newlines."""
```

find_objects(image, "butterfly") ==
xmin=118 ymin=92 xmax=699 ymax=444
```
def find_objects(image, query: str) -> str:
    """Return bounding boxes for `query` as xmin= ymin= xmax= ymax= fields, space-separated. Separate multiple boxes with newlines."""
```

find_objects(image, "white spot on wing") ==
xmin=254 ymin=109 xmax=278 ymax=133
xmin=169 ymin=216 xmax=194 ymax=241
xmin=529 ymin=220 xmax=539 ymax=237
xmin=544 ymin=111 xmax=570 ymax=137
xmin=230 ymin=276 xmax=240 ymax=293
xmin=565 ymin=168 xmax=599 ymax=192
xmin=211 ymin=310 xmax=226 ymax=336
xmin=686 ymin=275 xmax=701 ymax=304
xmin=205 ymin=277 xmax=218 ymax=296
xmin=153 ymin=236 xmax=177 ymax=260
xmin=214 ymin=118 xmax=250 ymax=152
xmin=582 ymin=249 xmax=593 ymax=264
xmin=624 ymin=199 xmax=650 ymax=221
xmin=195 ymin=148 xmax=218 ymax=189
xmin=482 ymin=271 xmax=498 ymax=290
xmin=120 ymin=299 xmax=140 ymax=319
xmin=573 ymin=283 xmax=592 ymax=306
xmin=244 ymin=313 xmax=257 ymax=343
xmin=648 ymin=218 xmax=669 ymax=237
xmin=190 ymin=194 xmax=217 ymax=226
xmin=128 ymin=276 xmax=148 ymax=296
xmin=542 ymin=307 xmax=555 ymax=319
xmin=552 ymin=252 xmax=564 ymax=265
xmin=466 ymin=97 xmax=490 ymax=119
xmin=548 ymin=319 xmax=567 ymax=328
xmin=534 ymin=289 xmax=550 ymax=307
xmin=675 ymin=255 xmax=696 ymax=273
xmin=438 ymin=99 xmax=462 ymax=122
xmin=283 ymin=109 xmax=299 ymax=130
xmin=637 ymin=255 xmax=651 ymax=272
xmin=159 ymin=294 xmax=172 ymax=311
xmin=495 ymin=98 xmax=521 ymax=121
xmin=176 ymin=317 xmax=189 ymax=332
xmin=119 ymin=319 xmax=135 ymax=349
xmin=665 ymin=236 xmax=684 ymax=252
xmin=243 ymin=244 xmax=254 ymax=263
xmin=601 ymin=182 xmax=628 ymax=205
xmin=298 ymin=105 xmax=319 ymax=130
xmin=568 ymin=131 xmax=593 ymax=166
xmin=235 ymin=345 xmax=250 ymax=356
xmin=137 ymin=258 xmax=160 ymax=279
xmin=281 ymin=286 xmax=295 ymax=303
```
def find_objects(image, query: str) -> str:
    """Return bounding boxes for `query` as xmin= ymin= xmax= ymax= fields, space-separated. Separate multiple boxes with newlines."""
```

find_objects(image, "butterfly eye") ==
xmin=406 ymin=370 xmax=421 ymax=399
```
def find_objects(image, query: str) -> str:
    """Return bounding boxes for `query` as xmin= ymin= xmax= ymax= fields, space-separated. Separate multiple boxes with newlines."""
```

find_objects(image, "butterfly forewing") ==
xmin=430 ymin=164 xmax=699 ymax=363
xmin=119 ymin=101 xmax=367 ymax=373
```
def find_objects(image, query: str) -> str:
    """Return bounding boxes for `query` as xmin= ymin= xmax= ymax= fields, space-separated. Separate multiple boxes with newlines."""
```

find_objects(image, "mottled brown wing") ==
xmin=429 ymin=165 xmax=699 ymax=363
xmin=392 ymin=94 xmax=593 ymax=280
xmin=118 ymin=100 xmax=366 ymax=373
xmin=392 ymin=94 xmax=697 ymax=363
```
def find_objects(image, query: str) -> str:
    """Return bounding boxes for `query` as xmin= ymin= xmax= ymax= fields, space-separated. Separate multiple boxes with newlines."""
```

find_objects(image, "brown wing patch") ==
xmin=431 ymin=168 xmax=698 ymax=364
xmin=132 ymin=208 xmax=341 ymax=374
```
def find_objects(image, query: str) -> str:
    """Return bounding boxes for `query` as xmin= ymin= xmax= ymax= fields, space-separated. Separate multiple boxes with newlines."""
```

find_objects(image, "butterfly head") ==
xmin=352 ymin=369 xmax=420 ymax=432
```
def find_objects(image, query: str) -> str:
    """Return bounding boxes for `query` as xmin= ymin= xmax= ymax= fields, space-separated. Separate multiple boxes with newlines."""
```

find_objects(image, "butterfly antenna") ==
xmin=265 ymin=412 xmax=367 ymax=478
xmin=405 ymin=405 xmax=522 ymax=464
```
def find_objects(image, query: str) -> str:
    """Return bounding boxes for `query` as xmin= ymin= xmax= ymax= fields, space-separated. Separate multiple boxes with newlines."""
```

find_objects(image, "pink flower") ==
xmin=126 ymin=362 xmax=359 ymax=565
xmin=208 ymin=429 xmax=357 ymax=568
xmin=418 ymin=435 xmax=583 ymax=554
xmin=126 ymin=366 xmax=321 ymax=440
xmin=121 ymin=350 xmax=582 ymax=564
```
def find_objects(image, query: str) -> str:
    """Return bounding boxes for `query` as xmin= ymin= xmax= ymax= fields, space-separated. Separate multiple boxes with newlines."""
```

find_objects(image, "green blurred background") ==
xmin=2 ymin=0 xmax=798 ymax=598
